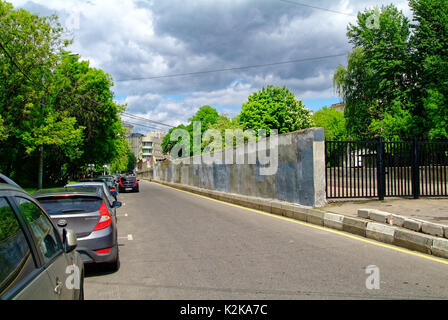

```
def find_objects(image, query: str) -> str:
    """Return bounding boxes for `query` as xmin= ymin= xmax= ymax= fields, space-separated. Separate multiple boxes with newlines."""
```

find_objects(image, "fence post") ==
xmin=376 ymin=137 xmax=385 ymax=200
xmin=412 ymin=138 xmax=420 ymax=199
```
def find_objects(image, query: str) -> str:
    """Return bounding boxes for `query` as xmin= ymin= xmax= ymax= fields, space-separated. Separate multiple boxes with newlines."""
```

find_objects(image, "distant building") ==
xmin=128 ymin=133 xmax=144 ymax=161
xmin=141 ymin=132 xmax=167 ymax=167
xmin=331 ymin=102 xmax=346 ymax=112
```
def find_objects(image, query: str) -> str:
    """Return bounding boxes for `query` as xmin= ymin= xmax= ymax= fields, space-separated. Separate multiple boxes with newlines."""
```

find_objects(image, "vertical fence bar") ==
xmin=349 ymin=141 xmax=353 ymax=198
xmin=377 ymin=137 xmax=385 ymax=200
xmin=412 ymin=138 xmax=420 ymax=199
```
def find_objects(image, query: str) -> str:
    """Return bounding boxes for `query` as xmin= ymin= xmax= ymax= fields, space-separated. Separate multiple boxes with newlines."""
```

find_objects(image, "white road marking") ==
xmin=118 ymin=234 xmax=134 ymax=241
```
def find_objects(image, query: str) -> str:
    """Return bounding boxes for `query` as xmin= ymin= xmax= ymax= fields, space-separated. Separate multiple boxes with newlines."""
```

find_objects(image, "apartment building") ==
xmin=141 ymin=131 xmax=167 ymax=167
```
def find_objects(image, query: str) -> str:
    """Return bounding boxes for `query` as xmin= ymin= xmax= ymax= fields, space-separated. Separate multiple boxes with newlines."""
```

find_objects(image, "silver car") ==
xmin=0 ymin=183 xmax=84 ymax=300
xmin=33 ymin=187 xmax=121 ymax=271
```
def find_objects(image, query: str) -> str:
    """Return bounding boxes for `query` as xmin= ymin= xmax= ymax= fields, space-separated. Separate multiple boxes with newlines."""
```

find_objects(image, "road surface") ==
xmin=84 ymin=180 xmax=448 ymax=299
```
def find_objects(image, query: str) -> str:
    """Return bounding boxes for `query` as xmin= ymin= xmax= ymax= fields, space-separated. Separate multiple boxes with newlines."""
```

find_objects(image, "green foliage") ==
xmin=239 ymin=85 xmax=312 ymax=135
xmin=163 ymin=87 xmax=312 ymax=156
xmin=189 ymin=105 xmax=220 ymax=131
xmin=409 ymin=0 xmax=448 ymax=139
xmin=126 ymin=151 xmax=137 ymax=173
xmin=50 ymin=53 xmax=127 ymax=167
xmin=162 ymin=106 xmax=223 ymax=156
xmin=111 ymin=134 xmax=131 ymax=173
xmin=334 ymin=5 xmax=412 ymax=140
xmin=0 ymin=1 xmax=128 ymax=187
xmin=423 ymin=89 xmax=448 ymax=140
xmin=335 ymin=1 xmax=448 ymax=141
xmin=312 ymin=107 xmax=347 ymax=141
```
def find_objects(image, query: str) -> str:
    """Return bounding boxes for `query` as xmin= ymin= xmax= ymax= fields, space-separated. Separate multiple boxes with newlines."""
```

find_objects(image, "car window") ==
xmin=37 ymin=196 xmax=103 ymax=215
xmin=15 ymin=197 xmax=62 ymax=264
xmin=0 ymin=197 xmax=35 ymax=294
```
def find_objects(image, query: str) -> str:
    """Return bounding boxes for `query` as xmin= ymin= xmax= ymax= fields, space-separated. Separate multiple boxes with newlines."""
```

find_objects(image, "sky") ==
xmin=9 ymin=0 xmax=411 ymax=132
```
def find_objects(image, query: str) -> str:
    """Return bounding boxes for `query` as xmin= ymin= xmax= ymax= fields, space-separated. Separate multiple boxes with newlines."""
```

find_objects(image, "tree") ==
xmin=162 ymin=106 xmax=222 ymax=156
xmin=126 ymin=151 xmax=137 ymax=173
xmin=312 ymin=107 xmax=347 ymax=141
xmin=0 ymin=1 xmax=80 ymax=186
xmin=334 ymin=5 xmax=413 ymax=139
xmin=334 ymin=1 xmax=448 ymax=140
xmin=111 ymin=133 xmax=131 ymax=173
xmin=409 ymin=0 xmax=448 ymax=139
xmin=239 ymin=85 xmax=312 ymax=135
xmin=210 ymin=114 xmax=243 ymax=148
xmin=0 ymin=2 xmax=128 ymax=186
xmin=49 ymin=53 xmax=128 ymax=178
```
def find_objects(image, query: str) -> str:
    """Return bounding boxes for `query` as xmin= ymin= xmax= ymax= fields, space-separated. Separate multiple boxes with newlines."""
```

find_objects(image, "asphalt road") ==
xmin=84 ymin=180 xmax=448 ymax=300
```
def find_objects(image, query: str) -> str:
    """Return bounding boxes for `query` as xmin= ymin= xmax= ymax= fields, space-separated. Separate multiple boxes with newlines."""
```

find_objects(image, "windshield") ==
xmin=37 ymin=196 xmax=103 ymax=215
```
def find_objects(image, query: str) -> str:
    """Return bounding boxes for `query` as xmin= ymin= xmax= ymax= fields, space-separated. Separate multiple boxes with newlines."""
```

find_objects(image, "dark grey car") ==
xmin=66 ymin=182 xmax=117 ymax=208
xmin=0 ymin=184 xmax=84 ymax=300
xmin=34 ymin=188 xmax=121 ymax=271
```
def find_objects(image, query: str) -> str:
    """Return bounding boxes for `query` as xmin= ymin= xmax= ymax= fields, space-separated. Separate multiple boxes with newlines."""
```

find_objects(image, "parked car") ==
xmin=118 ymin=176 xmax=140 ymax=193
xmin=33 ymin=187 xmax=121 ymax=271
xmin=98 ymin=176 xmax=118 ymax=189
xmin=80 ymin=178 xmax=118 ymax=199
xmin=0 ymin=182 xmax=84 ymax=300
xmin=0 ymin=173 xmax=21 ymax=188
xmin=68 ymin=181 xmax=118 ymax=205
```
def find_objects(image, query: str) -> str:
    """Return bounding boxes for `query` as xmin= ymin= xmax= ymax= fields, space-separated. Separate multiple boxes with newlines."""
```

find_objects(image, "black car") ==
xmin=118 ymin=176 xmax=139 ymax=193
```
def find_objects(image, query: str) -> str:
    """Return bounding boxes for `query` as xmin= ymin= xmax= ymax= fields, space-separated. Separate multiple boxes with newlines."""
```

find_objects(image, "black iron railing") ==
xmin=325 ymin=138 xmax=448 ymax=200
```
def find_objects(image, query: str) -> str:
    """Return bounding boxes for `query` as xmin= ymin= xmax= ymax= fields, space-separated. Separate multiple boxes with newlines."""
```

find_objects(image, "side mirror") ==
xmin=113 ymin=201 xmax=122 ymax=208
xmin=63 ymin=228 xmax=78 ymax=253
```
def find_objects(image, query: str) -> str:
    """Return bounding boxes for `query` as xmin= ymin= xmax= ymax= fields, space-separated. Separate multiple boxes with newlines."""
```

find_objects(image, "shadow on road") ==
xmin=84 ymin=263 xmax=120 ymax=278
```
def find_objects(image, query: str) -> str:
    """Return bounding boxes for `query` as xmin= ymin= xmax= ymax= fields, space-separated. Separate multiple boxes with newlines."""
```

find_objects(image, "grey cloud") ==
xmin=13 ymin=0 xmax=409 ymax=125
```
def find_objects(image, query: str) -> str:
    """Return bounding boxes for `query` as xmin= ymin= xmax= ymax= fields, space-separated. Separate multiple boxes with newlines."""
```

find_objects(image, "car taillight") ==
xmin=96 ymin=248 xmax=111 ymax=255
xmin=134 ymin=180 xmax=138 ymax=185
xmin=93 ymin=201 xmax=111 ymax=231
xmin=119 ymin=181 xmax=123 ymax=186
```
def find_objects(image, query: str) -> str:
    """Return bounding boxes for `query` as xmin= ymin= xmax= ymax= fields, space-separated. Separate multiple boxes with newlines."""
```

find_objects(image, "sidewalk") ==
xmin=324 ymin=198 xmax=448 ymax=226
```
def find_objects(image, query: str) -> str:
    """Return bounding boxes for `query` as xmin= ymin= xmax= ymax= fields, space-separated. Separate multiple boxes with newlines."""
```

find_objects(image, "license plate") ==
xmin=126 ymin=188 xmax=132 ymax=191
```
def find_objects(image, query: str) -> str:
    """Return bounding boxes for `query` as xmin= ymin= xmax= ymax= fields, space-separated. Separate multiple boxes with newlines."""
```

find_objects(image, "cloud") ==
xmin=12 ymin=0 xmax=410 ymax=127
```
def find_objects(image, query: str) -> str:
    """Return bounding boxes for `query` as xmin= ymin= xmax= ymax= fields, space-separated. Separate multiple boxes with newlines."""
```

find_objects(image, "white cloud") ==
xmin=11 ymin=0 xmax=410 ymax=128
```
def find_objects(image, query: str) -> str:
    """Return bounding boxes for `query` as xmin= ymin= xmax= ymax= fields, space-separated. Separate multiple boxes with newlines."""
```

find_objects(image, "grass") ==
xmin=24 ymin=188 xmax=37 ymax=195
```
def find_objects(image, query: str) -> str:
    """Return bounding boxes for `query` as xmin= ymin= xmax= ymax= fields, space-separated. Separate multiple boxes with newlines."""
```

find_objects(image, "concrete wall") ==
xmin=152 ymin=128 xmax=326 ymax=208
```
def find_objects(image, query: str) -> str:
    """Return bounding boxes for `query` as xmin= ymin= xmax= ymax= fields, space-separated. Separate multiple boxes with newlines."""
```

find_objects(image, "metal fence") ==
xmin=325 ymin=138 xmax=448 ymax=200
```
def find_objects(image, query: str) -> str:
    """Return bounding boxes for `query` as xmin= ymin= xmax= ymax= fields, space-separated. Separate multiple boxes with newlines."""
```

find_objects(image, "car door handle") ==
xmin=54 ymin=278 xmax=63 ymax=295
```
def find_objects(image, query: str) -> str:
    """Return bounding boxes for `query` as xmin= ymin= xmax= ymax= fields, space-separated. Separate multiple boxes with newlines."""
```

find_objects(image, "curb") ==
xmin=148 ymin=179 xmax=448 ymax=261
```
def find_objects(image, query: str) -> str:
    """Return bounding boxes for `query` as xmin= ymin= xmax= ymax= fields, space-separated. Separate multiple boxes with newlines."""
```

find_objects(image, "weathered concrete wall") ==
xmin=153 ymin=128 xmax=326 ymax=208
